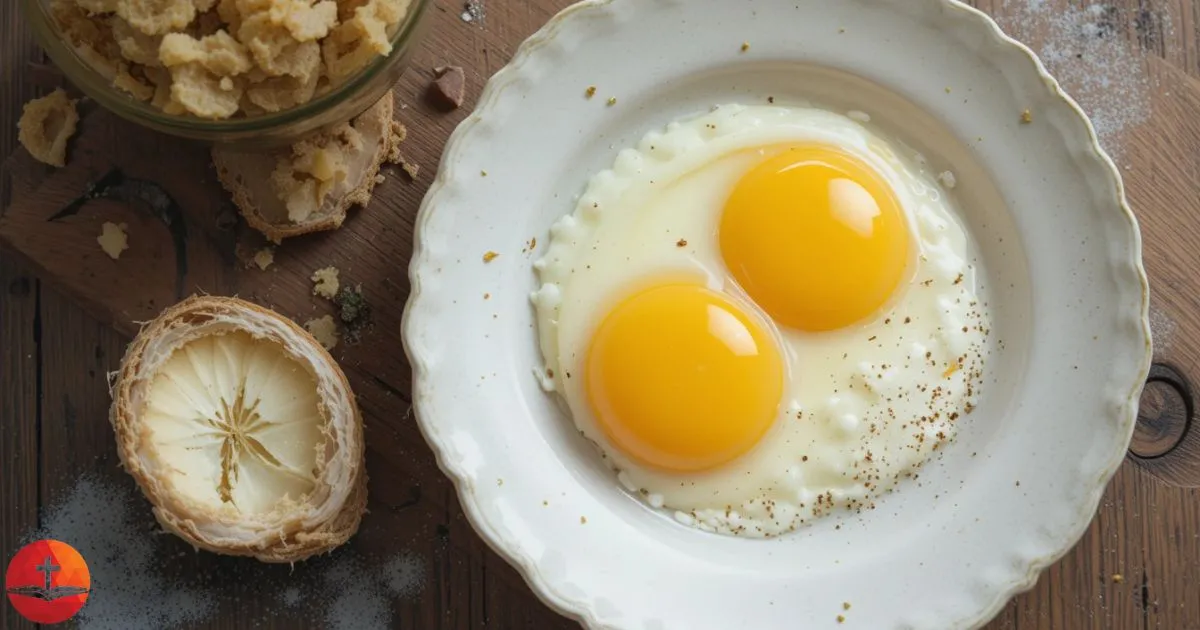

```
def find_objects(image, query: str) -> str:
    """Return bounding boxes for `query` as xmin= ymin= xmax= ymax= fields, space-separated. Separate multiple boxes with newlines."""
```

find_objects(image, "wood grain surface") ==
xmin=2 ymin=1 xmax=1199 ymax=628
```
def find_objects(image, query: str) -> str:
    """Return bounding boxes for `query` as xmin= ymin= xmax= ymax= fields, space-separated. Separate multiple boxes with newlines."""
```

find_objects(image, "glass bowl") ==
xmin=20 ymin=0 xmax=431 ymax=145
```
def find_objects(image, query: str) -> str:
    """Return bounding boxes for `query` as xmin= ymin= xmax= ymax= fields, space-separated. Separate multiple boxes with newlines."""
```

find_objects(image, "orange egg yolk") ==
xmin=584 ymin=284 xmax=784 ymax=473
xmin=719 ymin=146 xmax=910 ymax=331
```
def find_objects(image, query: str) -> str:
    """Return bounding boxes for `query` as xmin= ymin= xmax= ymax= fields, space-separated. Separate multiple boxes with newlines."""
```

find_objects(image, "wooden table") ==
xmin=3 ymin=1 xmax=1199 ymax=628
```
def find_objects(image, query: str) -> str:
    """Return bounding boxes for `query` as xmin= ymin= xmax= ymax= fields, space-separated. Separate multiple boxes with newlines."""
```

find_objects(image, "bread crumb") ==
xmin=304 ymin=314 xmax=339 ymax=350
xmin=17 ymin=89 xmax=79 ymax=167
xmin=76 ymin=0 xmax=120 ymax=14
xmin=1112 ymin=573 xmax=1124 ymax=583
xmin=843 ymin=602 xmax=851 ymax=610
xmin=51 ymin=0 xmax=410 ymax=120
xmin=159 ymin=30 xmax=252 ymax=76
xmin=482 ymin=251 xmax=498 ymax=263
xmin=212 ymin=91 xmax=395 ymax=241
xmin=580 ymin=516 xmax=587 ymax=524
xmin=110 ymin=16 xmax=159 ymax=66
xmin=113 ymin=65 xmax=156 ymax=100
xmin=252 ymin=246 xmax=275 ymax=270
xmin=385 ymin=120 xmax=407 ymax=163
xmin=740 ymin=41 xmax=749 ymax=52
xmin=837 ymin=615 xmax=845 ymax=623
xmin=323 ymin=0 xmax=408 ymax=84
xmin=1020 ymin=109 xmax=1033 ymax=124
xmin=167 ymin=61 xmax=243 ymax=119
xmin=606 ymin=96 xmax=616 ymax=106
xmin=311 ymin=266 xmax=340 ymax=298
xmin=273 ymin=124 xmax=359 ymax=222
xmin=97 ymin=222 xmax=129 ymax=259
xmin=273 ymin=0 xmax=338 ymax=41
xmin=585 ymin=85 xmax=596 ymax=98
xmin=116 ymin=0 xmax=197 ymax=35
xmin=245 ymin=65 xmax=321 ymax=113
xmin=384 ymin=126 xmax=418 ymax=179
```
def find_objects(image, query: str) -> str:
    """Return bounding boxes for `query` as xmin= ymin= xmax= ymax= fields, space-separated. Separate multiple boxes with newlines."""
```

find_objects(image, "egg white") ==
xmin=532 ymin=104 xmax=992 ymax=537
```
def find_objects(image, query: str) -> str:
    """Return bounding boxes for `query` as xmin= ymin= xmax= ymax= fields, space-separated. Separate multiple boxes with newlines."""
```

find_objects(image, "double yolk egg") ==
xmin=532 ymin=104 xmax=990 ymax=536
xmin=587 ymin=147 xmax=909 ymax=473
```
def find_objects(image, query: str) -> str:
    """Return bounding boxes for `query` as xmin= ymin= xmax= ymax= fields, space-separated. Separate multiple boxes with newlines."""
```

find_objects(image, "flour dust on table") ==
xmin=24 ymin=474 xmax=428 ymax=630
xmin=995 ymin=0 xmax=1172 ymax=160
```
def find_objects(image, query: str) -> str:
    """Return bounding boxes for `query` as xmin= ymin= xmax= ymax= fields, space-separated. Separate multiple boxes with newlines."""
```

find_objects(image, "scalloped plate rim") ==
xmin=402 ymin=1 xmax=1153 ymax=628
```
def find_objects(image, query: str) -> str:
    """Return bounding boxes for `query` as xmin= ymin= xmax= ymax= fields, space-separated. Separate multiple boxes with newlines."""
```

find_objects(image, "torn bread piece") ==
xmin=98 ymin=222 xmax=130 ymax=259
xmin=252 ymin=246 xmax=275 ymax=269
xmin=304 ymin=314 xmax=339 ymax=349
xmin=383 ymin=117 xmax=416 ymax=178
xmin=110 ymin=295 xmax=366 ymax=562
xmin=17 ymin=89 xmax=80 ymax=167
xmin=311 ymin=266 xmax=340 ymax=298
xmin=212 ymin=91 xmax=397 ymax=241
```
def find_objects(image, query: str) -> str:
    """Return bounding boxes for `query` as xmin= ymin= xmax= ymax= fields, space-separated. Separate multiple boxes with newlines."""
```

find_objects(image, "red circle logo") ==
xmin=4 ymin=540 xmax=90 ymax=624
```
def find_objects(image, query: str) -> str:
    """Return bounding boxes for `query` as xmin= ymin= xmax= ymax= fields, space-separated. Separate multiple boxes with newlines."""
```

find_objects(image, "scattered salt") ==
xmin=281 ymin=586 xmax=303 ymax=608
xmin=324 ymin=556 xmax=390 ymax=630
xmin=994 ymin=0 xmax=1170 ymax=158
xmin=461 ymin=0 xmax=485 ymax=24
xmin=1148 ymin=304 xmax=1175 ymax=353
xmin=382 ymin=553 xmax=425 ymax=598
xmin=320 ymin=553 xmax=427 ymax=630
xmin=26 ymin=475 xmax=428 ymax=630
xmin=267 ymin=552 xmax=427 ymax=630
xmin=29 ymin=476 xmax=217 ymax=630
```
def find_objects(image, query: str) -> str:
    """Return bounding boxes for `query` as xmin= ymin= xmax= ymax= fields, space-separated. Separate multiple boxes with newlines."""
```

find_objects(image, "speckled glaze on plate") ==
xmin=402 ymin=1 xmax=1152 ymax=628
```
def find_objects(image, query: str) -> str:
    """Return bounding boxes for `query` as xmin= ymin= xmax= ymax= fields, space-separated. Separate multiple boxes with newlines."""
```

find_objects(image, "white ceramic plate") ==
xmin=403 ymin=1 xmax=1152 ymax=628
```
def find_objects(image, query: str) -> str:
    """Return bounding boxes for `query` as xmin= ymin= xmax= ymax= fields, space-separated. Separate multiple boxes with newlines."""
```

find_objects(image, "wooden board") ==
xmin=2 ymin=0 xmax=1199 ymax=628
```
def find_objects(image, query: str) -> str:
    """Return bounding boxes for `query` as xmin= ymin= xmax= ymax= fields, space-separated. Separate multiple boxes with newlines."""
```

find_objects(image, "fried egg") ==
xmin=532 ymin=104 xmax=992 ymax=537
